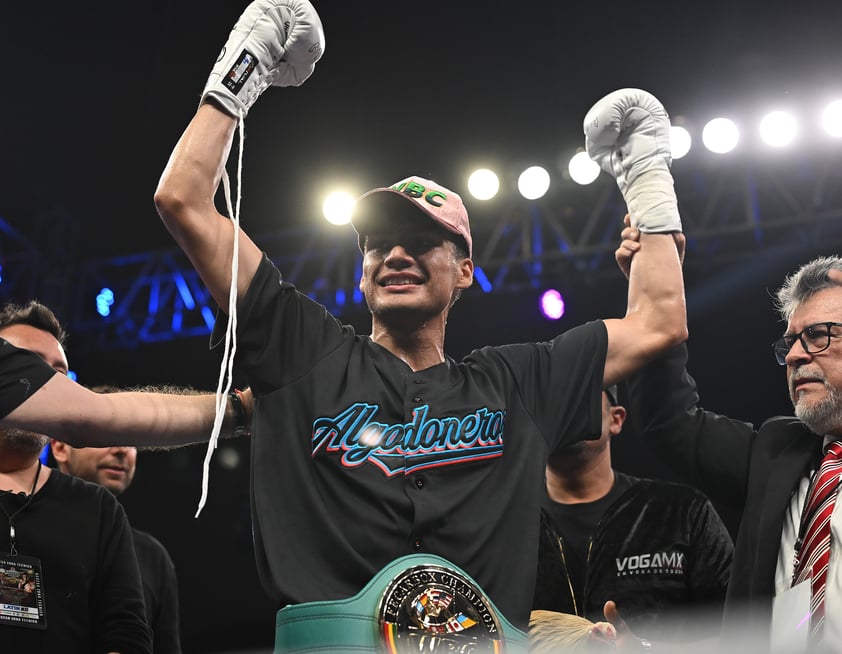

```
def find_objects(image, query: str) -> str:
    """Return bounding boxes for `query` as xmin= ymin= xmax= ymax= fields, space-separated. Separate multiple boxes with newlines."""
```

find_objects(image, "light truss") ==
xmin=3 ymin=151 xmax=842 ymax=351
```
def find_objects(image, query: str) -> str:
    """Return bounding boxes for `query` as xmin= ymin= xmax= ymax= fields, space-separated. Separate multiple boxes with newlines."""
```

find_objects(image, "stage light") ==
xmin=217 ymin=445 xmax=241 ymax=470
xmin=759 ymin=110 xmax=797 ymax=147
xmin=473 ymin=266 xmax=493 ymax=293
xmin=822 ymin=100 xmax=842 ymax=137
xmin=539 ymin=289 xmax=565 ymax=320
xmin=670 ymin=125 xmax=692 ymax=159
xmin=467 ymin=168 xmax=500 ymax=200
xmin=568 ymin=152 xmax=600 ymax=185
xmin=96 ymin=287 xmax=115 ymax=317
xmin=323 ymin=191 xmax=356 ymax=226
xmin=518 ymin=166 xmax=551 ymax=200
xmin=201 ymin=306 xmax=215 ymax=330
xmin=702 ymin=118 xmax=739 ymax=154
xmin=173 ymin=272 xmax=195 ymax=310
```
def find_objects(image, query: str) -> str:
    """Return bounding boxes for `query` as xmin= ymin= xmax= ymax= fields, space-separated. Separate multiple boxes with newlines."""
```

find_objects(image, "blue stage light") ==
xmin=96 ymin=288 xmax=115 ymax=317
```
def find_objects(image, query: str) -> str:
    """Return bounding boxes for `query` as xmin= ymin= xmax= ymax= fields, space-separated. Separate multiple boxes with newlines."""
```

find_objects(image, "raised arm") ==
xmin=603 ymin=229 xmax=686 ymax=385
xmin=154 ymin=105 xmax=260 ymax=309
xmin=583 ymin=89 xmax=688 ymax=386
xmin=153 ymin=0 xmax=325 ymax=309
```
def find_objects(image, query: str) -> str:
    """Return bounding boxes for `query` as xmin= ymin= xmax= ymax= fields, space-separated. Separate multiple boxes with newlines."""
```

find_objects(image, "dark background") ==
xmin=4 ymin=0 xmax=842 ymax=651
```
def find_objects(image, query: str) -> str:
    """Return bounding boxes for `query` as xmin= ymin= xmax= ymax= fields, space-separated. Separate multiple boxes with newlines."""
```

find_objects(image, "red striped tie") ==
xmin=792 ymin=440 xmax=842 ymax=638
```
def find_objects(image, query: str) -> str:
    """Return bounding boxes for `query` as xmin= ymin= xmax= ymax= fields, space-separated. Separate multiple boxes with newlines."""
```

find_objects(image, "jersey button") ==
xmin=414 ymin=477 xmax=424 ymax=489
xmin=412 ymin=537 xmax=422 ymax=551
xmin=412 ymin=396 xmax=422 ymax=403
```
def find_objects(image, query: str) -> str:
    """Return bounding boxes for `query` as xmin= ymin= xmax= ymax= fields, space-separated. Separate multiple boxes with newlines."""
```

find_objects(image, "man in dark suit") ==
xmin=617 ymin=232 xmax=842 ymax=653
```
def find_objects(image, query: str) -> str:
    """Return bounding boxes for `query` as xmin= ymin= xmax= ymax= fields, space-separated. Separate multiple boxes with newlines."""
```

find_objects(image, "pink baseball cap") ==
xmin=351 ymin=176 xmax=472 ymax=258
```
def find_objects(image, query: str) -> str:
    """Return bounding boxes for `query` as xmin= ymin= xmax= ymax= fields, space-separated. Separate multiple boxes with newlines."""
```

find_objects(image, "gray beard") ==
xmin=0 ymin=429 xmax=49 ymax=455
xmin=794 ymin=384 xmax=842 ymax=436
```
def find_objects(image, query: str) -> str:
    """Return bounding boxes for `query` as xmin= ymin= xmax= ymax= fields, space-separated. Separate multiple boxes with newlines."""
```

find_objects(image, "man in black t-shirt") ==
xmin=51 ymin=384 xmax=182 ymax=654
xmin=533 ymin=386 xmax=734 ymax=645
xmin=0 ymin=300 xmax=152 ymax=654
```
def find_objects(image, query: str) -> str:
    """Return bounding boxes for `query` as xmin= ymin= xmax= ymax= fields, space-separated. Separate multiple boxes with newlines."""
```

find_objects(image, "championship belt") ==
xmin=275 ymin=554 xmax=529 ymax=653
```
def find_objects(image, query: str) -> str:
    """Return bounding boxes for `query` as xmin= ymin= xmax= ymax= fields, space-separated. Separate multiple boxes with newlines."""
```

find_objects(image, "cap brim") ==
xmin=352 ymin=190 xmax=467 ymax=254
xmin=351 ymin=190 xmax=432 ymax=238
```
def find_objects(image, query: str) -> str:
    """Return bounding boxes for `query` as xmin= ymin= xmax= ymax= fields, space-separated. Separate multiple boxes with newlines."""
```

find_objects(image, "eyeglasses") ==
xmin=772 ymin=321 xmax=842 ymax=365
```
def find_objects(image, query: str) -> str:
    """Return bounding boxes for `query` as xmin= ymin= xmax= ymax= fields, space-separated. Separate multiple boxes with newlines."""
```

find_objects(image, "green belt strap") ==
xmin=275 ymin=554 xmax=529 ymax=653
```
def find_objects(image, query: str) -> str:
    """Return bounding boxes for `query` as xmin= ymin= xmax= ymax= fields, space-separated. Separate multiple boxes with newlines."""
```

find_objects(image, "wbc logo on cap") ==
xmin=353 ymin=175 xmax=472 ymax=258
xmin=391 ymin=180 xmax=449 ymax=209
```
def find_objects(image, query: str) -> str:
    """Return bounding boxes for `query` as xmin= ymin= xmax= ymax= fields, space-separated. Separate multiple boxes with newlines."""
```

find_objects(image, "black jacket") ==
xmin=625 ymin=343 xmax=824 ymax=649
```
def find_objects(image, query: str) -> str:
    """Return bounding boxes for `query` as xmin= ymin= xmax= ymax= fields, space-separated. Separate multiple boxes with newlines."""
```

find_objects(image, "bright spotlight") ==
xmin=702 ymin=118 xmax=739 ymax=154
xmin=467 ymin=168 xmax=500 ymax=200
xmin=568 ymin=152 xmax=600 ymax=185
xmin=323 ymin=191 xmax=356 ymax=226
xmin=670 ymin=125 xmax=692 ymax=159
xmin=539 ymin=289 xmax=565 ymax=320
xmin=518 ymin=166 xmax=551 ymax=200
xmin=759 ymin=110 xmax=797 ymax=147
xmin=822 ymin=100 xmax=842 ymax=137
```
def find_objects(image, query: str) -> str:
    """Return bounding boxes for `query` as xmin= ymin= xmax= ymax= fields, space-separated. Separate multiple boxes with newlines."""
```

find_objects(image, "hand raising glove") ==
xmin=201 ymin=0 xmax=325 ymax=118
xmin=584 ymin=89 xmax=680 ymax=233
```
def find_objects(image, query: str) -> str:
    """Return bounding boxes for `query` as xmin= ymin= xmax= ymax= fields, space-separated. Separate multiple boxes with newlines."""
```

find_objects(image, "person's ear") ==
xmin=456 ymin=258 xmax=474 ymax=290
xmin=609 ymin=406 xmax=627 ymax=435
xmin=50 ymin=439 xmax=70 ymax=464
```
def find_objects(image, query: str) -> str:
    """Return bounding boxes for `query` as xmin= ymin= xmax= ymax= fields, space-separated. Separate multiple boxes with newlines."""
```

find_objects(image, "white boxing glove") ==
xmin=201 ymin=0 xmax=325 ymax=118
xmin=583 ymin=89 xmax=680 ymax=233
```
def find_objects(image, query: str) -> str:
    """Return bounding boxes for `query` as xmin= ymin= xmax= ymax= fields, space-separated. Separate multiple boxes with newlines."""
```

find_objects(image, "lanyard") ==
xmin=0 ymin=461 xmax=42 ymax=556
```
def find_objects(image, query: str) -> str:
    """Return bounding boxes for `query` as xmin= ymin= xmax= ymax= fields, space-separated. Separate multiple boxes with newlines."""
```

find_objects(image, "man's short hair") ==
xmin=0 ymin=300 xmax=66 ymax=345
xmin=775 ymin=255 xmax=842 ymax=322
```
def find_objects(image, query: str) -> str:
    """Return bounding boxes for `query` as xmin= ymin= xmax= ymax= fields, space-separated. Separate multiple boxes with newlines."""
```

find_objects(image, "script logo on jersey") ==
xmin=615 ymin=551 xmax=685 ymax=577
xmin=312 ymin=403 xmax=506 ymax=477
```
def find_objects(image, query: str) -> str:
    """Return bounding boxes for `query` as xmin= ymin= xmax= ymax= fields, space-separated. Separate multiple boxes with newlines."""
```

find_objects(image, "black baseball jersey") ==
xmin=215 ymin=255 xmax=607 ymax=629
xmin=0 ymin=337 xmax=57 ymax=419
